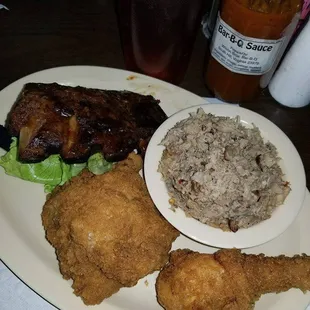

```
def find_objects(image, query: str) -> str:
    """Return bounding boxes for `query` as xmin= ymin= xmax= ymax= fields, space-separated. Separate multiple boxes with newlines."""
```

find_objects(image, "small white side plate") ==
xmin=144 ymin=104 xmax=306 ymax=249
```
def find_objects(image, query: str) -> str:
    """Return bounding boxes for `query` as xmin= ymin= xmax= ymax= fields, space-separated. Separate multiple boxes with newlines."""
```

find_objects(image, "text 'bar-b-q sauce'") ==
xmin=204 ymin=0 xmax=302 ymax=103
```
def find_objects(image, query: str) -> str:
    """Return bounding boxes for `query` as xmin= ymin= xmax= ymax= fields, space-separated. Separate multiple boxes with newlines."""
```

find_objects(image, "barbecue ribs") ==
xmin=6 ymin=83 xmax=167 ymax=162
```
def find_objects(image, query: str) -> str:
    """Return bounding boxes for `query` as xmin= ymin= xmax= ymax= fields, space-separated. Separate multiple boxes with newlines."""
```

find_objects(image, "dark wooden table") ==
xmin=1 ymin=0 xmax=309 ymax=187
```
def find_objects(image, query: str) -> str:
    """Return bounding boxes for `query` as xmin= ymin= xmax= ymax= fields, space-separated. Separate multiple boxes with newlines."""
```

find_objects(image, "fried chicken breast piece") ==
xmin=42 ymin=153 xmax=179 ymax=305
xmin=156 ymin=249 xmax=310 ymax=310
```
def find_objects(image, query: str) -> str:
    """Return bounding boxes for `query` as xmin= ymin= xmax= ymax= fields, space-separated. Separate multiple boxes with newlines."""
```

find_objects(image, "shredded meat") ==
xmin=158 ymin=108 xmax=290 ymax=232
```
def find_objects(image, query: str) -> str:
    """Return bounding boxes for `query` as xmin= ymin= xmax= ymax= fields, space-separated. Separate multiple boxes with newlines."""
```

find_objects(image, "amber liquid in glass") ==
xmin=116 ymin=0 xmax=206 ymax=85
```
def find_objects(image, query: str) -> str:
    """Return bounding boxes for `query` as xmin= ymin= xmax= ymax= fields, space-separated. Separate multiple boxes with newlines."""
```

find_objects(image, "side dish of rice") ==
xmin=158 ymin=108 xmax=290 ymax=232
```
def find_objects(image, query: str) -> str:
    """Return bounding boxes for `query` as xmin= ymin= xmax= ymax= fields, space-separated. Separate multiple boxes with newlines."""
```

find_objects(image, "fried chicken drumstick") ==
xmin=156 ymin=249 xmax=310 ymax=310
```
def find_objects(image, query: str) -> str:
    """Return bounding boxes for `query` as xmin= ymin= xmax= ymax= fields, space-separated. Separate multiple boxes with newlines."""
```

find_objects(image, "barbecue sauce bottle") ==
xmin=204 ymin=0 xmax=302 ymax=103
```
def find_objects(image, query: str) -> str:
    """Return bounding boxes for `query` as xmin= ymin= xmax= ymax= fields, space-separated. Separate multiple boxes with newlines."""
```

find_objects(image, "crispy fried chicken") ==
xmin=156 ymin=248 xmax=310 ymax=310
xmin=42 ymin=153 xmax=179 ymax=305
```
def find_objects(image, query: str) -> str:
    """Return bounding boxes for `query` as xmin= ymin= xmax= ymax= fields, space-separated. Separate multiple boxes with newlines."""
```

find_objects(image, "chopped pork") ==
xmin=159 ymin=108 xmax=290 ymax=232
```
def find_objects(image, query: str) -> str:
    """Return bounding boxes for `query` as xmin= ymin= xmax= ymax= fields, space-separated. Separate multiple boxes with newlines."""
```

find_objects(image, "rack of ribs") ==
xmin=6 ymin=83 xmax=167 ymax=162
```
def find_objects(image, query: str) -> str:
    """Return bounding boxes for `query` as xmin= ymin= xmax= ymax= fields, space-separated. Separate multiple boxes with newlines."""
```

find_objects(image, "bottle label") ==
xmin=210 ymin=15 xmax=285 ymax=75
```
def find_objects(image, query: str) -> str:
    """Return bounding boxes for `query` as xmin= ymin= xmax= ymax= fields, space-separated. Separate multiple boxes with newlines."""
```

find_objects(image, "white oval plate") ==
xmin=0 ymin=66 xmax=309 ymax=310
xmin=144 ymin=104 xmax=306 ymax=249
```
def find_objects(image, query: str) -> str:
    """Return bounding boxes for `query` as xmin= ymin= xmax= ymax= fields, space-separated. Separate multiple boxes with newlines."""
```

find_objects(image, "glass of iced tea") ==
xmin=116 ymin=0 xmax=206 ymax=85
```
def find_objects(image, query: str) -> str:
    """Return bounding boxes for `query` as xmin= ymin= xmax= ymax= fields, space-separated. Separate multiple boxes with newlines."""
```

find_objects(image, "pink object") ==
xmin=302 ymin=0 xmax=310 ymax=19
xmin=294 ymin=0 xmax=310 ymax=33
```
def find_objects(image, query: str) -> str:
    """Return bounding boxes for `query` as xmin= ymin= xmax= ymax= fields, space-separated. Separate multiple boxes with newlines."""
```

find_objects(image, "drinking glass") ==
xmin=116 ymin=0 xmax=206 ymax=85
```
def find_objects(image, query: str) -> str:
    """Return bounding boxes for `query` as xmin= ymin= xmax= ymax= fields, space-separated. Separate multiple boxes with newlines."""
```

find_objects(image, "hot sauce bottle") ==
xmin=205 ymin=0 xmax=302 ymax=103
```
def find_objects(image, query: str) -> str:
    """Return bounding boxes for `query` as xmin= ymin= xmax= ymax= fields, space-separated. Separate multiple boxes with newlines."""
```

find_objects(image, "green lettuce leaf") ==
xmin=0 ymin=138 xmax=113 ymax=193
xmin=87 ymin=152 xmax=113 ymax=175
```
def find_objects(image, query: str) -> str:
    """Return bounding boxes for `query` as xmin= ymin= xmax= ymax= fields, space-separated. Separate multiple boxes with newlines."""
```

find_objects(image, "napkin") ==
xmin=0 ymin=261 xmax=56 ymax=310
